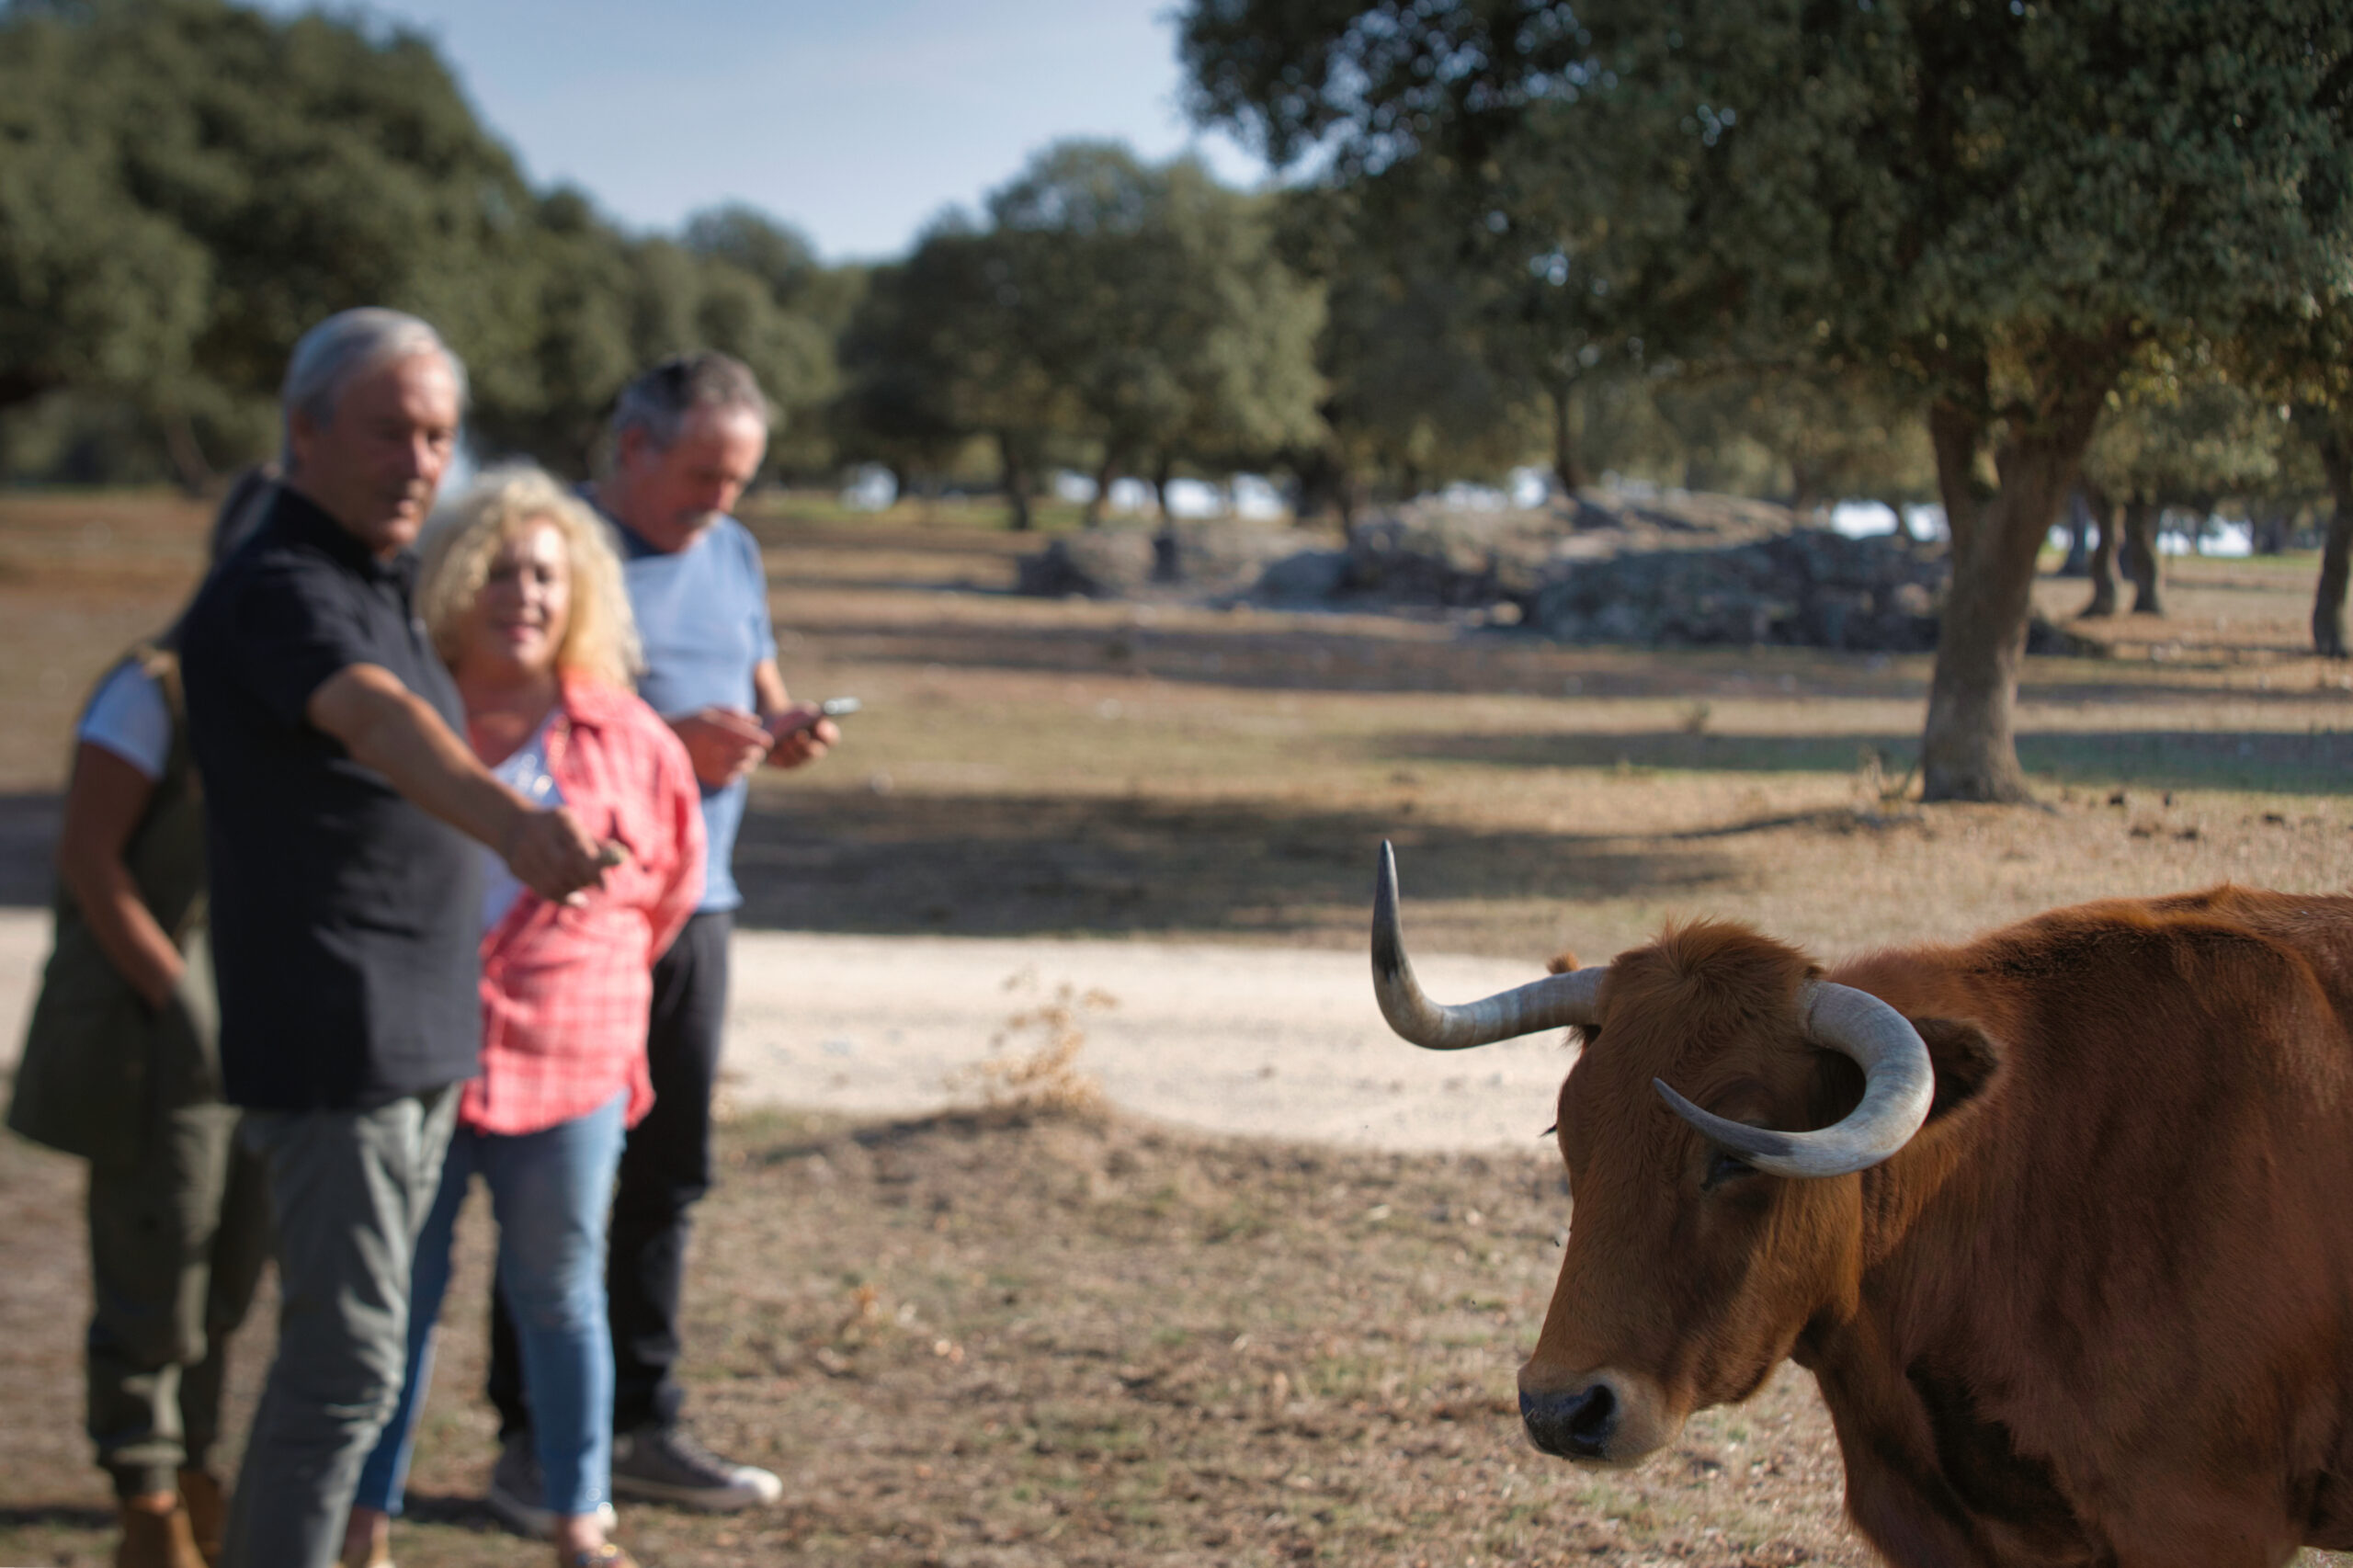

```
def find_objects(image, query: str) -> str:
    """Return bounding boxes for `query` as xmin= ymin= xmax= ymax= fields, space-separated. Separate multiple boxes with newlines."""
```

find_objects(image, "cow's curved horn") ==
xmin=1371 ymin=842 xmax=1606 ymax=1050
xmin=1653 ymin=982 xmax=1933 ymax=1179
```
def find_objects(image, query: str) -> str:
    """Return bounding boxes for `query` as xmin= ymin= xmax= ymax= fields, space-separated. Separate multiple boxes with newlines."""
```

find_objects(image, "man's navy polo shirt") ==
xmin=180 ymin=486 xmax=483 ymax=1110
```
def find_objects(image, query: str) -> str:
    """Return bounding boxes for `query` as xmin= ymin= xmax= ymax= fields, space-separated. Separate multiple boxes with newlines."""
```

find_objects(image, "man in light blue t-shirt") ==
xmin=483 ymin=354 xmax=838 ymax=1528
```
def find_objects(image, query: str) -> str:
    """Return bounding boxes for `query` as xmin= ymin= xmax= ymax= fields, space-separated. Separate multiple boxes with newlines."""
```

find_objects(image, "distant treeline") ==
xmin=3 ymin=0 xmax=2348 ymax=583
xmin=0 ymin=0 xmax=1955 ymax=517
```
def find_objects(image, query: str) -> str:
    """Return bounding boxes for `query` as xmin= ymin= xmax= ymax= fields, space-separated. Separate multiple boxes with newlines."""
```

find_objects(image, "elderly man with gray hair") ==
xmin=480 ymin=351 xmax=835 ymax=1527
xmin=177 ymin=308 xmax=619 ymax=1568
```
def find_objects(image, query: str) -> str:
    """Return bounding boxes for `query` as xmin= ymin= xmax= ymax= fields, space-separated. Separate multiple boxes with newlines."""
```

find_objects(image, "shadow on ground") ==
xmin=399 ymin=1492 xmax=519 ymax=1532
xmin=809 ymin=608 xmax=2353 ymax=712
xmin=0 ymin=1504 xmax=111 ymax=1529
xmin=730 ymin=791 xmax=1739 ymax=937
xmin=1386 ymin=729 xmax=2353 ymax=796
xmin=0 ymin=793 xmax=58 ymax=908
xmin=815 ymin=616 xmax=1922 ymax=701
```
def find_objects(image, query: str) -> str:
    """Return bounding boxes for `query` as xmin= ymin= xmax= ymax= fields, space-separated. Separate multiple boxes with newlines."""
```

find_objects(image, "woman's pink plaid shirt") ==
xmin=460 ymin=676 xmax=706 ymax=1136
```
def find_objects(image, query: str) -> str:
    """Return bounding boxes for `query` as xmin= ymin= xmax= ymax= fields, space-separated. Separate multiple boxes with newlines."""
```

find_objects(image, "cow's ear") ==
xmin=1911 ymin=1017 xmax=1999 ymax=1123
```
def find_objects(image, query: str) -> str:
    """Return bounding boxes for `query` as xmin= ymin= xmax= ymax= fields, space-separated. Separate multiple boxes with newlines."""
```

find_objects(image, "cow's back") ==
xmin=1827 ymin=887 xmax=2353 ymax=1563
xmin=2140 ymin=886 xmax=2353 ymax=1037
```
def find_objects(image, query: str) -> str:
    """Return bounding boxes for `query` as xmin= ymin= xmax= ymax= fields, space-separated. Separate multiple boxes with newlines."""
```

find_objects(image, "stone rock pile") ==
xmin=1525 ymin=528 xmax=1945 ymax=652
xmin=1014 ymin=491 xmax=2102 ymax=656
xmin=1014 ymin=524 xmax=1303 ymax=599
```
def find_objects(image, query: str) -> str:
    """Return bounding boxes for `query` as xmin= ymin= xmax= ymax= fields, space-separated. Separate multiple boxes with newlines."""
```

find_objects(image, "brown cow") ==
xmin=1370 ymin=843 xmax=2353 ymax=1568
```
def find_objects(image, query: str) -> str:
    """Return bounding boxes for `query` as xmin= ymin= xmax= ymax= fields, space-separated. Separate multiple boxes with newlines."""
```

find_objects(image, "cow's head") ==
xmin=1370 ymin=845 xmax=1949 ymax=1469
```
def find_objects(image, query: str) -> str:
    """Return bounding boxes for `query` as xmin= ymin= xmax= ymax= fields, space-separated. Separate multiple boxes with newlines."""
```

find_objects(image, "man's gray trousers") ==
xmin=222 ymin=1085 xmax=458 ymax=1568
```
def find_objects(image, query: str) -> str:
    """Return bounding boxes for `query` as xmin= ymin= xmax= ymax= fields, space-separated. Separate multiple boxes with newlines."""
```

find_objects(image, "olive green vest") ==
xmin=7 ymin=645 xmax=219 ymax=1164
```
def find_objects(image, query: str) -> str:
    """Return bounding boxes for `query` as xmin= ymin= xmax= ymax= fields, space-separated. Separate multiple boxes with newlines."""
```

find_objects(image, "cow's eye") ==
xmin=1704 ymin=1150 xmax=1756 ymax=1190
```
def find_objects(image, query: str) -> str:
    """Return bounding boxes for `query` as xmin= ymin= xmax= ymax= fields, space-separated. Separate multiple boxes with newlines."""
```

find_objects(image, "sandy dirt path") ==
xmin=0 ymin=911 xmax=1575 ymax=1153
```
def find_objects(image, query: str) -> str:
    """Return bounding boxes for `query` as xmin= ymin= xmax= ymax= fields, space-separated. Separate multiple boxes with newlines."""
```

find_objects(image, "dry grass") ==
xmin=1 ymin=1102 xmax=1873 ymax=1568
xmin=1 ymin=492 xmax=2349 ymax=1566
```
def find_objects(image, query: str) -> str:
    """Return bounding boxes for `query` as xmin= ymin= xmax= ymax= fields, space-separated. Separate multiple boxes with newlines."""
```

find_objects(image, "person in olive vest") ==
xmin=8 ymin=465 xmax=280 ymax=1568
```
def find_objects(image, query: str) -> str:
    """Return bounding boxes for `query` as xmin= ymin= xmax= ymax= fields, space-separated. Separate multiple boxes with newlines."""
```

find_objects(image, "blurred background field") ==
xmin=0 ymin=491 xmax=2347 ymax=1566
xmin=0 ymin=488 xmax=2345 ymax=959
xmin=0 ymin=479 xmax=2347 ymax=1564
xmin=7 ymin=0 xmax=2353 ymax=1560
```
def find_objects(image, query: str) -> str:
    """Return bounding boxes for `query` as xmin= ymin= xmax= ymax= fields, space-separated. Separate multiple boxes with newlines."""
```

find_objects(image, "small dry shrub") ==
xmin=950 ymin=968 xmax=1116 ymax=1116
xmin=1854 ymin=744 xmax=1918 ymax=808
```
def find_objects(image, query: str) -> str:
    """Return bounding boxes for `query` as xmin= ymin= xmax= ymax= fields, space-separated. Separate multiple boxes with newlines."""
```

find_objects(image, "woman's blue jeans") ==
xmin=353 ymin=1089 xmax=626 ymax=1519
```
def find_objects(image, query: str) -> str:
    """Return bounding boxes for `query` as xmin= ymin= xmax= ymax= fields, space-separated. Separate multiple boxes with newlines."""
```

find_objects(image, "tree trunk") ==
xmin=1919 ymin=392 xmax=2104 ymax=803
xmin=1151 ymin=451 xmax=1176 ymax=520
xmin=160 ymin=411 xmax=213 ymax=497
xmin=1083 ymin=451 xmax=1119 ymax=528
xmin=1546 ymin=377 xmax=1586 ymax=499
xmin=1927 ymin=398 xmax=1990 ymax=565
xmin=1335 ymin=460 xmax=1361 ymax=530
xmin=1312 ymin=448 xmax=1367 ymax=531
xmin=2081 ymin=483 xmax=2119 ymax=617
xmin=1150 ymin=452 xmax=1181 ymax=582
xmin=2252 ymin=507 xmax=2290 ymax=556
xmin=2056 ymin=488 xmax=2090 ymax=577
xmin=2313 ymin=431 xmax=2353 ymax=659
xmin=1291 ymin=447 xmax=1337 ymax=525
xmin=996 ymin=431 xmax=1033 ymax=532
xmin=1883 ymin=496 xmax=1923 ymax=550
xmin=1788 ymin=461 xmax=1823 ymax=520
xmin=2120 ymin=500 xmax=2164 ymax=615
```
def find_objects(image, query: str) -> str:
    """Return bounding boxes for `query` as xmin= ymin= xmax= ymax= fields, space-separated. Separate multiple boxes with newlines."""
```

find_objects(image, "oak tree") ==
xmin=1183 ymin=0 xmax=2353 ymax=799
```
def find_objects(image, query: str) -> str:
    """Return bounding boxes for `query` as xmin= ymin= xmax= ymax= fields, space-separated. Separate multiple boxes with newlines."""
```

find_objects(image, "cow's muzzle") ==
xmin=1521 ymin=1381 xmax=1619 ymax=1460
xmin=1518 ymin=1368 xmax=1673 ymax=1467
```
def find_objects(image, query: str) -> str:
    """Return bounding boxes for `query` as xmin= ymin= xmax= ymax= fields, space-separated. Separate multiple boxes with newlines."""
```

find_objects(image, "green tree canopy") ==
xmin=1183 ymin=0 xmax=2353 ymax=800
xmin=838 ymin=141 xmax=1325 ymax=525
xmin=2084 ymin=370 xmax=2286 ymax=518
xmin=985 ymin=142 xmax=1325 ymax=515
xmin=2 ymin=0 xmax=546 ymax=480
xmin=835 ymin=219 xmax=1073 ymax=526
xmin=0 ymin=0 xmax=849 ymax=483
xmin=1273 ymin=184 xmax=1540 ymax=517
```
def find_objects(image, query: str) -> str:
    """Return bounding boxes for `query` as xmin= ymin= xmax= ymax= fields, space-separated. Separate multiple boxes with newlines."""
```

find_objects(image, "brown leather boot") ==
xmin=176 ymin=1470 xmax=226 ymax=1566
xmin=116 ymin=1494 xmax=206 ymax=1568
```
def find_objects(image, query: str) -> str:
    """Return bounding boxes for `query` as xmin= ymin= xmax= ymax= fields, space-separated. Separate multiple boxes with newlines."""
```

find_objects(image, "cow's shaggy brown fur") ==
xmin=1530 ymin=887 xmax=2353 ymax=1568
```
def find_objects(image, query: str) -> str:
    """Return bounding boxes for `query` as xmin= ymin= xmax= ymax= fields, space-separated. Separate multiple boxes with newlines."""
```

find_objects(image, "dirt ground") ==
xmin=1 ymin=491 xmax=2350 ymax=1566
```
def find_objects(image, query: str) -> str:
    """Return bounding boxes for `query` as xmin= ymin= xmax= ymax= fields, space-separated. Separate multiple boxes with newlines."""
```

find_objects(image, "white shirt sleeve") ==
xmin=75 ymin=662 xmax=174 ymax=782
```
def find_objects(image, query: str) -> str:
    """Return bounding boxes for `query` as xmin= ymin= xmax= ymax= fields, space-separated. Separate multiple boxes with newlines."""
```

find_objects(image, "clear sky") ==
xmin=256 ymin=0 xmax=1273 ymax=263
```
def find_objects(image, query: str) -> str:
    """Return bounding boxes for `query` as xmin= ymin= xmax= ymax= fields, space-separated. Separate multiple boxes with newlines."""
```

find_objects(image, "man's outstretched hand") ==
xmin=505 ymin=805 xmax=620 ymax=904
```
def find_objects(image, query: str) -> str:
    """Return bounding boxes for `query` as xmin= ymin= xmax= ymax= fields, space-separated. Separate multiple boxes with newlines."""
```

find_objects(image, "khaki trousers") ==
xmin=85 ymin=1099 xmax=271 ymax=1497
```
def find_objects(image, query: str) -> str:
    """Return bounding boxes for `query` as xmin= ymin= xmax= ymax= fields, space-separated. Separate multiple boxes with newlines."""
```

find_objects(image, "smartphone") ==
xmin=773 ymin=697 xmax=859 ymax=737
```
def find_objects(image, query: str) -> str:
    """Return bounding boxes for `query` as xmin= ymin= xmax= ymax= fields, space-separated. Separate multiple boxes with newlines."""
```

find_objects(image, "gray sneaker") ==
xmin=608 ymin=1426 xmax=783 ymax=1511
xmin=484 ymin=1435 xmax=618 ymax=1540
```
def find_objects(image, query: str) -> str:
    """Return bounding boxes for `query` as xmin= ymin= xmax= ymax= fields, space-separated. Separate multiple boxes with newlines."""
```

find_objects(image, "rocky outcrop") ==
xmin=1015 ymin=524 xmax=1303 ymax=598
xmin=1525 ymin=529 xmax=1945 ymax=652
xmin=1014 ymin=492 xmax=2103 ymax=656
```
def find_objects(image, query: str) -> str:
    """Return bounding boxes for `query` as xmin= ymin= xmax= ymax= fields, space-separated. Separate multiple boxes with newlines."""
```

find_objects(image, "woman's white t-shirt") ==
xmin=478 ymin=710 xmax=566 ymax=932
xmin=76 ymin=662 xmax=173 ymax=782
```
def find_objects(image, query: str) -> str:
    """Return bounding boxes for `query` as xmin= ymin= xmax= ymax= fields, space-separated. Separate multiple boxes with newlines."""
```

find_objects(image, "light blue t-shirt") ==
xmin=605 ymin=508 xmax=777 ymax=914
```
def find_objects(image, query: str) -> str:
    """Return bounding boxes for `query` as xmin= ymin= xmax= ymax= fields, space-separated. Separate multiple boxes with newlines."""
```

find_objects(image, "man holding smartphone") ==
xmin=485 ymin=353 xmax=838 ymax=1525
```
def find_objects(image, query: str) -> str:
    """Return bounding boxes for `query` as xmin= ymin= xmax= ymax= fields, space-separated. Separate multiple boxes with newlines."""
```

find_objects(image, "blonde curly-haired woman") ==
xmin=342 ymin=466 xmax=704 ymax=1568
